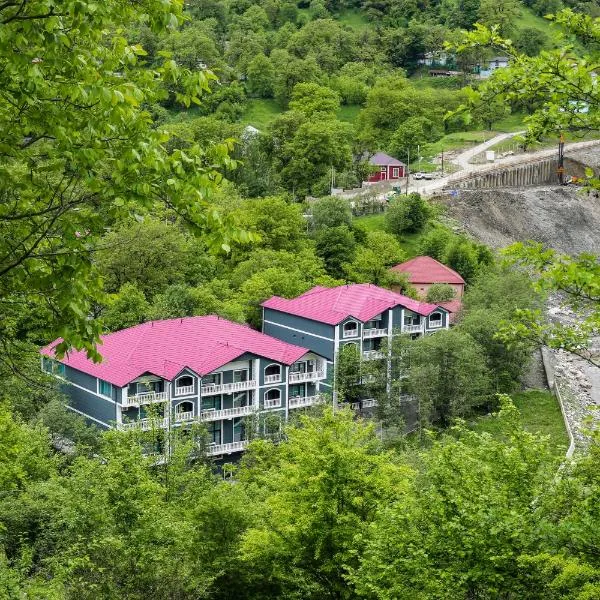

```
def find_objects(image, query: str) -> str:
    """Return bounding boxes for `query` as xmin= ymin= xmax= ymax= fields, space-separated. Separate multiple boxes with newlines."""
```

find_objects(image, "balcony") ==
xmin=264 ymin=398 xmax=282 ymax=409
xmin=207 ymin=440 xmax=249 ymax=456
xmin=198 ymin=405 xmax=255 ymax=421
xmin=122 ymin=391 xmax=167 ymax=408
xmin=119 ymin=417 xmax=167 ymax=431
xmin=264 ymin=374 xmax=282 ymax=384
xmin=403 ymin=324 xmax=423 ymax=334
xmin=342 ymin=328 xmax=359 ymax=339
xmin=289 ymin=395 xmax=321 ymax=409
xmin=174 ymin=411 xmax=194 ymax=423
xmin=201 ymin=380 xmax=256 ymax=396
xmin=174 ymin=385 xmax=195 ymax=397
xmin=363 ymin=328 xmax=388 ymax=339
xmin=289 ymin=369 xmax=325 ymax=383
xmin=361 ymin=398 xmax=378 ymax=409
xmin=362 ymin=350 xmax=385 ymax=360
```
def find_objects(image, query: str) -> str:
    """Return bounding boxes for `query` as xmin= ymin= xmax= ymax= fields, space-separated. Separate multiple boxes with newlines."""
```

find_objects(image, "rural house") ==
xmin=366 ymin=152 xmax=406 ymax=182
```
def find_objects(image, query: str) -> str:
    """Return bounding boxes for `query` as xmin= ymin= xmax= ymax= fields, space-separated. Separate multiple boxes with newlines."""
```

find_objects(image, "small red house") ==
xmin=367 ymin=152 xmax=406 ymax=182
xmin=390 ymin=256 xmax=465 ymax=299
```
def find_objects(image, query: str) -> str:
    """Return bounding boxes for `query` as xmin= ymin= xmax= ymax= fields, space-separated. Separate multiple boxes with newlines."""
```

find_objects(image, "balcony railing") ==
xmin=174 ymin=411 xmax=194 ymax=422
xmin=207 ymin=440 xmax=249 ymax=456
xmin=362 ymin=350 xmax=385 ymax=360
xmin=201 ymin=380 xmax=256 ymax=396
xmin=174 ymin=385 xmax=195 ymax=396
xmin=289 ymin=369 xmax=325 ymax=383
xmin=361 ymin=398 xmax=378 ymax=409
xmin=403 ymin=324 xmax=423 ymax=334
xmin=198 ymin=404 xmax=256 ymax=421
xmin=363 ymin=328 xmax=388 ymax=339
xmin=289 ymin=395 xmax=321 ymax=409
xmin=119 ymin=417 xmax=167 ymax=431
xmin=122 ymin=391 xmax=167 ymax=408
xmin=264 ymin=374 xmax=282 ymax=384
xmin=342 ymin=328 xmax=359 ymax=338
xmin=264 ymin=398 xmax=282 ymax=409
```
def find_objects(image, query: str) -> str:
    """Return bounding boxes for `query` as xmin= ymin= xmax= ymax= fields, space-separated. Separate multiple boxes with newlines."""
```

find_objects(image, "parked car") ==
xmin=423 ymin=172 xmax=433 ymax=180
xmin=413 ymin=172 xmax=424 ymax=180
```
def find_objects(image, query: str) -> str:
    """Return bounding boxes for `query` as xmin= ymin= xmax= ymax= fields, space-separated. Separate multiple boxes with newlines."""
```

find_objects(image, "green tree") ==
xmin=418 ymin=227 xmax=453 ymax=260
xmin=388 ymin=116 xmax=442 ymax=163
xmin=0 ymin=0 xmax=235 ymax=361
xmin=311 ymin=196 xmax=353 ymax=230
xmin=240 ymin=408 xmax=411 ymax=599
xmin=289 ymin=83 xmax=341 ymax=117
xmin=385 ymin=193 xmax=432 ymax=235
xmin=102 ymin=283 xmax=150 ymax=331
xmin=246 ymin=54 xmax=275 ymax=98
xmin=477 ymin=0 xmax=521 ymax=35
xmin=426 ymin=283 xmax=456 ymax=302
xmin=445 ymin=240 xmax=480 ymax=282
xmin=315 ymin=225 xmax=357 ymax=279
xmin=407 ymin=329 xmax=492 ymax=425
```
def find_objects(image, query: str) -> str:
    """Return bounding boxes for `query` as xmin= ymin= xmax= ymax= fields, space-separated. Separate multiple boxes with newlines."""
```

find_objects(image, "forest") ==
xmin=1 ymin=0 xmax=600 ymax=598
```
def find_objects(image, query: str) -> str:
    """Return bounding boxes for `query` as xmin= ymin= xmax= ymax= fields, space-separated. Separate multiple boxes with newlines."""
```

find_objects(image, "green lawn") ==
xmin=239 ymin=99 xmax=282 ymax=130
xmin=336 ymin=9 xmax=371 ymax=30
xmin=337 ymin=104 xmax=361 ymax=123
xmin=470 ymin=390 xmax=569 ymax=456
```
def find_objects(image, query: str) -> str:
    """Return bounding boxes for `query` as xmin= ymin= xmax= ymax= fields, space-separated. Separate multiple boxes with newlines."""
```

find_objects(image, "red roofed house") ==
xmin=41 ymin=316 xmax=327 ymax=457
xmin=366 ymin=152 xmax=406 ymax=183
xmin=391 ymin=256 xmax=465 ymax=298
xmin=390 ymin=256 xmax=465 ymax=323
xmin=262 ymin=283 xmax=449 ymax=412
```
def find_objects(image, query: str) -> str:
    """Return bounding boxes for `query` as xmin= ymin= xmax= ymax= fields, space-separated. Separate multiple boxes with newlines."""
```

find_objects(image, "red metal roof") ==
xmin=262 ymin=283 xmax=442 ymax=325
xmin=368 ymin=152 xmax=406 ymax=167
xmin=41 ymin=316 xmax=313 ymax=387
xmin=390 ymin=256 xmax=465 ymax=285
xmin=438 ymin=299 xmax=462 ymax=323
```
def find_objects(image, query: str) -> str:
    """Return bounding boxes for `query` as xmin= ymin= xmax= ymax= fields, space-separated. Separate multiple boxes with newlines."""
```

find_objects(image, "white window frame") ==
xmin=174 ymin=374 xmax=195 ymax=396
xmin=264 ymin=388 xmax=281 ymax=409
xmin=342 ymin=320 xmax=359 ymax=338
xmin=174 ymin=400 xmax=194 ymax=414
xmin=392 ymin=167 xmax=399 ymax=177
xmin=264 ymin=363 xmax=282 ymax=384
xmin=98 ymin=378 xmax=113 ymax=399
xmin=233 ymin=369 xmax=249 ymax=383
xmin=429 ymin=312 xmax=443 ymax=328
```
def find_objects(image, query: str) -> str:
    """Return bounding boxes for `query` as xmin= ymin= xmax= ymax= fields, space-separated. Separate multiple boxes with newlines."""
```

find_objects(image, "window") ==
xmin=289 ymin=384 xmax=304 ymax=398
xmin=175 ymin=375 xmax=194 ymax=396
xmin=43 ymin=357 xmax=65 ymax=376
xmin=233 ymin=417 xmax=246 ymax=442
xmin=202 ymin=396 xmax=221 ymax=411
xmin=99 ymin=379 xmax=112 ymax=398
xmin=392 ymin=167 xmax=399 ymax=177
xmin=264 ymin=364 xmax=281 ymax=383
xmin=233 ymin=369 xmax=248 ymax=383
xmin=203 ymin=373 xmax=221 ymax=386
xmin=174 ymin=401 xmax=194 ymax=421
xmin=429 ymin=312 xmax=443 ymax=327
xmin=207 ymin=421 xmax=221 ymax=444
xmin=343 ymin=321 xmax=358 ymax=338
xmin=380 ymin=166 xmax=386 ymax=172
xmin=404 ymin=314 xmax=419 ymax=326
xmin=233 ymin=392 xmax=249 ymax=407
xmin=264 ymin=388 xmax=281 ymax=408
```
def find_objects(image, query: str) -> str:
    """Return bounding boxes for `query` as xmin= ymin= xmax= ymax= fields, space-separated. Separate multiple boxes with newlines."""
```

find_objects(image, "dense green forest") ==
xmin=1 ymin=0 xmax=600 ymax=597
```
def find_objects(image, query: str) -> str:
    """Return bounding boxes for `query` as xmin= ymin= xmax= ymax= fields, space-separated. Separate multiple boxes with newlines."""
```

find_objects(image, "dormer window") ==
xmin=343 ymin=320 xmax=359 ymax=338
xmin=175 ymin=375 xmax=195 ymax=396
xmin=264 ymin=364 xmax=282 ymax=384
xmin=429 ymin=312 xmax=442 ymax=328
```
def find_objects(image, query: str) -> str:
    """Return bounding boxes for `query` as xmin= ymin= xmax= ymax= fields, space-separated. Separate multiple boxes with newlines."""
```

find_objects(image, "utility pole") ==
xmin=405 ymin=147 xmax=410 ymax=195
xmin=557 ymin=133 xmax=565 ymax=185
xmin=441 ymin=150 xmax=444 ymax=175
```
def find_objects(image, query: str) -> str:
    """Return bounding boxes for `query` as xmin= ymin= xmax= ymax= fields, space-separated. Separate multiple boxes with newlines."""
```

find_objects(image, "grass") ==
xmin=336 ymin=9 xmax=371 ymax=30
xmin=337 ymin=104 xmax=362 ymax=123
xmin=470 ymin=390 xmax=569 ymax=456
xmin=239 ymin=99 xmax=282 ymax=130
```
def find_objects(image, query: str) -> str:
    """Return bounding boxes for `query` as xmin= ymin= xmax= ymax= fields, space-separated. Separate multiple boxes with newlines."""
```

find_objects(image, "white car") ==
xmin=413 ymin=172 xmax=424 ymax=180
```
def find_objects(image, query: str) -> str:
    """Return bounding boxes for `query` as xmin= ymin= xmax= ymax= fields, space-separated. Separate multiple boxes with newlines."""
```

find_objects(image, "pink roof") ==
xmin=368 ymin=152 xmax=405 ymax=167
xmin=391 ymin=256 xmax=465 ymax=285
xmin=262 ymin=283 xmax=442 ymax=325
xmin=41 ymin=316 xmax=313 ymax=387
xmin=438 ymin=299 xmax=462 ymax=323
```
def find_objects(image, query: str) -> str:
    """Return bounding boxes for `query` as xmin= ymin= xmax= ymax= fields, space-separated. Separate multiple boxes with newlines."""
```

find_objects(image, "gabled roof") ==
xmin=262 ymin=283 xmax=442 ymax=326
xmin=391 ymin=256 xmax=465 ymax=285
xmin=368 ymin=152 xmax=406 ymax=167
xmin=41 ymin=316 xmax=313 ymax=387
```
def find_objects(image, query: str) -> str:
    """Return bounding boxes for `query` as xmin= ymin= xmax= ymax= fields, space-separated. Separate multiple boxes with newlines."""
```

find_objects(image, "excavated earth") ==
xmin=438 ymin=177 xmax=600 ymax=451
xmin=439 ymin=185 xmax=600 ymax=255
